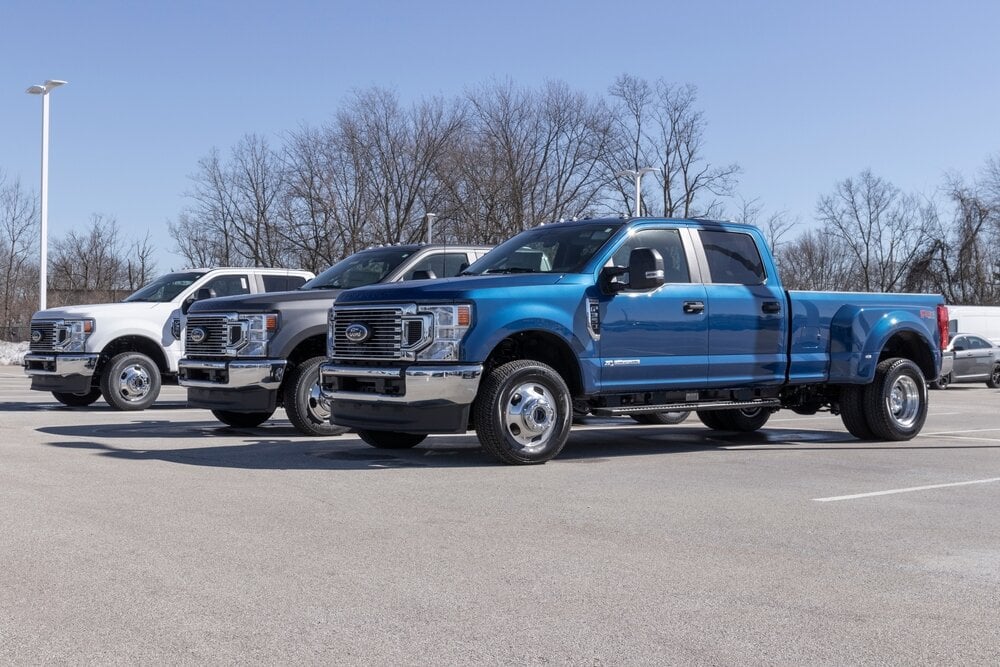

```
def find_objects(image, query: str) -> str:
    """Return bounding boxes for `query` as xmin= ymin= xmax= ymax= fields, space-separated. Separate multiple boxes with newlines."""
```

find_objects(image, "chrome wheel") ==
xmin=504 ymin=381 xmax=557 ymax=451
xmin=887 ymin=374 xmax=921 ymax=428
xmin=306 ymin=379 xmax=331 ymax=422
xmin=116 ymin=363 xmax=153 ymax=403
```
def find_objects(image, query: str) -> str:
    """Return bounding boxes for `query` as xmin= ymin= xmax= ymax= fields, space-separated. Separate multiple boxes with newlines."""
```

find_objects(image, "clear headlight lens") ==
xmin=233 ymin=313 xmax=278 ymax=357
xmin=56 ymin=319 xmax=95 ymax=352
xmin=414 ymin=304 xmax=472 ymax=361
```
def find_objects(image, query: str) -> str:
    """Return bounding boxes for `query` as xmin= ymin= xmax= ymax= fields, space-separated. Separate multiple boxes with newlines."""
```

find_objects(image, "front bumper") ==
xmin=320 ymin=363 xmax=483 ymax=433
xmin=177 ymin=358 xmax=286 ymax=390
xmin=24 ymin=353 xmax=99 ymax=393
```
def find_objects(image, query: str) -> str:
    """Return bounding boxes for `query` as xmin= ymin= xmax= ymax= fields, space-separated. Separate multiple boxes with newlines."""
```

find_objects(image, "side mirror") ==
xmin=411 ymin=269 xmax=437 ymax=281
xmin=627 ymin=248 xmax=665 ymax=291
xmin=181 ymin=287 xmax=217 ymax=315
xmin=598 ymin=266 xmax=628 ymax=295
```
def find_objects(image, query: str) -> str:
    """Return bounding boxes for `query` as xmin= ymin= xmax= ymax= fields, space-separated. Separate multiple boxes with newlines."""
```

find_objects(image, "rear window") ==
xmin=698 ymin=230 xmax=766 ymax=285
xmin=263 ymin=275 xmax=308 ymax=292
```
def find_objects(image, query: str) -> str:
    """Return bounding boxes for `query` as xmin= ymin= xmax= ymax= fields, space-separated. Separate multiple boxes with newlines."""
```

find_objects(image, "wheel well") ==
xmin=98 ymin=336 xmax=169 ymax=373
xmin=287 ymin=335 xmax=326 ymax=366
xmin=879 ymin=331 xmax=936 ymax=380
xmin=483 ymin=331 xmax=583 ymax=396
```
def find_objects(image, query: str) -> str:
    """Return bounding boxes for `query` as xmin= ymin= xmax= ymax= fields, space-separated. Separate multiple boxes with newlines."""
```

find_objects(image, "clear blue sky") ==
xmin=2 ymin=0 xmax=998 ymax=272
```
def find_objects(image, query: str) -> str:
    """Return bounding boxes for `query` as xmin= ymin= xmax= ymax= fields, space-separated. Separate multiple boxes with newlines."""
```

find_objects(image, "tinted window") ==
xmin=123 ymin=271 xmax=207 ymax=303
xmin=968 ymin=336 xmax=990 ymax=349
xmin=302 ymin=248 xmax=415 ymax=289
xmin=609 ymin=229 xmax=690 ymax=283
xmin=203 ymin=274 xmax=251 ymax=297
xmin=404 ymin=252 xmax=472 ymax=280
xmin=699 ymin=230 xmax=766 ymax=285
xmin=263 ymin=275 xmax=307 ymax=292
xmin=467 ymin=223 xmax=624 ymax=275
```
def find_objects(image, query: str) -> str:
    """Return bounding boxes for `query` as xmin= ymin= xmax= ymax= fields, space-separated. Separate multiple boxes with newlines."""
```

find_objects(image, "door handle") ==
xmin=683 ymin=301 xmax=705 ymax=314
xmin=762 ymin=301 xmax=781 ymax=314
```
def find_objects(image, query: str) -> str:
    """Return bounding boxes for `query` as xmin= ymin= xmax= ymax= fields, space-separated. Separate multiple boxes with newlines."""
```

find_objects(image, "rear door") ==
xmin=953 ymin=334 xmax=993 ymax=380
xmin=597 ymin=227 xmax=708 ymax=391
xmin=696 ymin=229 xmax=788 ymax=387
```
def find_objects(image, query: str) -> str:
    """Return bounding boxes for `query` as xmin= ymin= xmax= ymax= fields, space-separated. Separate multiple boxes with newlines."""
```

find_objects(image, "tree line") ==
xmin=1 ymin=76 xmax=999 ymax=340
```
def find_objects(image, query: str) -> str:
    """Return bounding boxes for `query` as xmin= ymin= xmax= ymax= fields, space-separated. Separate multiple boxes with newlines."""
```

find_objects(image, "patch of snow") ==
xmin=0 ymin=341 xmax=28 ymax=365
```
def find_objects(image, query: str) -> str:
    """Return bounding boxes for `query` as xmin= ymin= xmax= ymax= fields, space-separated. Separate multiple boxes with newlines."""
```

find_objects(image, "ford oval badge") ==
xmin=190 ymin=327 xmax=208 ymax=344
xmin=30 ymin=330 xmax=42 ymax=343
xmin=345 ymin=323 xmax=371 ymax=343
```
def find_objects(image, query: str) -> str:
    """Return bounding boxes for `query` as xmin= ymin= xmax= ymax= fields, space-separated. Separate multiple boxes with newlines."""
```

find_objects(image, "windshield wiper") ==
xmin=304 ymin=284 xmax=341 ymax=290
xmin=483 ymin=267 xmax=538 ymax=275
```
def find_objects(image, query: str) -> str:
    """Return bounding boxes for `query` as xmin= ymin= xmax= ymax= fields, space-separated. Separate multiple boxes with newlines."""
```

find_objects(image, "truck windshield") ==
xmin=122 ymin=271 xmax=207 ymax=302
xmin=464 ymin=223 xmax=624 ymax=275
xmin=302 ymin=248 xmax=415 ymax=290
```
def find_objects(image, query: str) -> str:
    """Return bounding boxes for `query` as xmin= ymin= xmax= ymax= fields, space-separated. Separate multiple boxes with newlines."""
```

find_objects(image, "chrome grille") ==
xmin=29 ymin=321 xmax=59 ymax=351
xmin=185 ymin=315 xmax=232 ymax=356
xmin=332 ymin=307 xmax=403 ymax=360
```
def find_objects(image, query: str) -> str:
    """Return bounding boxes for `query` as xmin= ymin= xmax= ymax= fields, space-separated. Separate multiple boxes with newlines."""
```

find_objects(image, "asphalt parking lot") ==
xmin=2 ymin=365 xmax=999 ymax=665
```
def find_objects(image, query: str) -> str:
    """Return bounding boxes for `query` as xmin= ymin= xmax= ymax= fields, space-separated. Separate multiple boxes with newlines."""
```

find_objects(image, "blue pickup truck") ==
xmin=319 ymin=217 xmax=949 ymax=464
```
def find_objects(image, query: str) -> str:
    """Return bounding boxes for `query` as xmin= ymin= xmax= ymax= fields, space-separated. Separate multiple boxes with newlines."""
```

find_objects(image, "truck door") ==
xmin=696 ymin=229 xmax=788 ymax=387
xmin=597 ymin=227 xmax=708 ymax=391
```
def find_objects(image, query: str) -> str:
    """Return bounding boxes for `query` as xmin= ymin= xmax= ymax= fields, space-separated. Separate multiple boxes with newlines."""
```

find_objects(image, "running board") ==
xmin=591 ymin=398 xmax=781 ymax=417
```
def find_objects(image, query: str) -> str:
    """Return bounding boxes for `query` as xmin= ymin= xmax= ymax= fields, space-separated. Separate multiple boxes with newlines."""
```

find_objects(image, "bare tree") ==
xmin=0 ymin=172 xmax=40 ymax=336
xmin=816 ymin=170 xmax=936 ymax=292
xmin=775 ymin=228 xmax=858 ymax=291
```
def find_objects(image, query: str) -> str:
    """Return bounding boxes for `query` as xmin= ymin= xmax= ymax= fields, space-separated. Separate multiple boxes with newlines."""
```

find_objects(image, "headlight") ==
xmin=233 ymin=313 xmax=278 ymax=357
xmin=56 ymin=319 xmax=95 ymax=353
xmin=414 ymin=304 xmax=472 ymax=361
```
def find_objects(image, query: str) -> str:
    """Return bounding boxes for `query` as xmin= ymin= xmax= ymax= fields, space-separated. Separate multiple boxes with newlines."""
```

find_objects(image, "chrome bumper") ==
xmin=319 ymin=363 xmax=483 ymax=404
xmin=23 ymin=353 xmax=99 ymax=377
xmin=177 ymin=359 xmax=287 ymax=390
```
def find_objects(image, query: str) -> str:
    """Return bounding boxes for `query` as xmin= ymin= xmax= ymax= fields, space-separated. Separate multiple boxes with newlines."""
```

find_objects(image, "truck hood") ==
xmin=187 ymin=288 xmax=345 ymax=313
xmin=335 ymin=274 xmax=590 ymax=304
xmin=32 ymin=301 xmax=166 ymax=320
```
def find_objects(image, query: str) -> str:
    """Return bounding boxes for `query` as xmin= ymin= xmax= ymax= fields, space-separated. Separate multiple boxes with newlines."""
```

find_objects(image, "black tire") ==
xmin=727 ymin=407 xmax=771 ymax=432
xmin=930 ymin=372 xmax=951 ymax=390
xmin=839 ymin=385 xmax=874 ymax=439
xmin=631 ymin=410 xmax=691 ymax=425
xmin=283 ymin=356 xmax=348 ymax=437
xmin=987 ymin=365 xmax=1000 ymax=389
xmin=99 ymin=352 xmax=161 ymax=411
xmin=697 ymin=410 xmax=734 ymax=430
xmin=358 ymin=430 xmax=427 ymax=449
xmin=474 ymin=360 xmax=572 ymax=465
xmin=211 ymin=409 xmax=274 ymax=428
xmin=863 ymin=358 xmax=927 ymax=441
xmin=52 ymin=388 xmax=102 ymax=407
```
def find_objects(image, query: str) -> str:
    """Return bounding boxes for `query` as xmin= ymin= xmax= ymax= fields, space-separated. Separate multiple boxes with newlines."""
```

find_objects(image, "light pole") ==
xmin=615 ymin=167 xmax=658 ymax=217
xmin=424 ymin=212 xmax=437 ymax=244
xmin=26 ymin=79 xmax=67 ymax=311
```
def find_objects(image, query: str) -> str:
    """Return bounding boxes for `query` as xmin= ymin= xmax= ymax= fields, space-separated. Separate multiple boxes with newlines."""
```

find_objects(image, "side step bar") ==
xmin=591 ymin=398 xmax=781 ymax=417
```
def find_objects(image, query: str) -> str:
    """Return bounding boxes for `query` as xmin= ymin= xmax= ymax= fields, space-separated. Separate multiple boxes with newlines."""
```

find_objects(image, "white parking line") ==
xmin=814 ymin=477 xmax=1000 ymax=502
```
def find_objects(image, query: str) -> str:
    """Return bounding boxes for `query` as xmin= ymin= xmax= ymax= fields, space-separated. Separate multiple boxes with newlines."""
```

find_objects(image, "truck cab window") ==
xmin=698 ymin=230 xmax=766 ymax=285
xmin=608 ymin=228 xmax=690 ymax=283
xmin=203 ymin=275 xmax=251 ymax=297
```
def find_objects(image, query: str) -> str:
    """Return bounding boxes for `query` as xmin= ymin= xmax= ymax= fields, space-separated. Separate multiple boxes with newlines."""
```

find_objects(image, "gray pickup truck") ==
xmin=177 ymin=244 xmax=490 ymax=435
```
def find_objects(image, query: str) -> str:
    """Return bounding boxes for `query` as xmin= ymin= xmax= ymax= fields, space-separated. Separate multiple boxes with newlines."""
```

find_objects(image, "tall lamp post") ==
xmin=615 ymin=167 xmax=658 ymax=217
xmin=424 ymin=212 xmax=437 ymax=244
xmin=26 ymin=79 xmax=67 ymax=311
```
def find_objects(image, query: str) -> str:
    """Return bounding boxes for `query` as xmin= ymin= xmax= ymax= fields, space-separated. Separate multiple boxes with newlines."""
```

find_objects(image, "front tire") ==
xmin=358 ymin=430 xmax=427 ymax=449
xmin=212 ymin=409 xmax=274 ymax=428
xmin=99 ymin=352 xmax=161 ymax=411
xmin=283 ymin=356 xmax=348 ymax=437
xmin=930 ymin=372 xmax=951 ymax=390
xmin=727 ymin=407 xmax=771 ymax=431
xmin=52 ymin=388 xmax=102 ymax=407
xmin=863 ymin=358 xmax=927 ymax=440
xmin=474 ymin=360 xmax=572 ymax=465
xmin=987 ymin=365 xmax=1000 ymax=389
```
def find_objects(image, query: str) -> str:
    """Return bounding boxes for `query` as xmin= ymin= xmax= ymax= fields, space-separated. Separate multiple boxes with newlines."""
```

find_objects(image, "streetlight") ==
xmin=424 ymin=212 xmax=437 ymax=244
xmin=615 ymin=167 xmax=658 ymax=217
xmin=26 ymin=79 xmax=67 ymax=311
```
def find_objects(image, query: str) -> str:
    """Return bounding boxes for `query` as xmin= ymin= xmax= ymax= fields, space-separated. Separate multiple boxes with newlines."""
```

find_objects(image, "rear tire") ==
xmin=284 ymin=356 xmax=347 ymax=437
xmin=839 ymin=385 xmax=874 ymax=439
xmin=100 ymin=352 xmax=161 ymax=411
xmin=52 ymin=388 xmax=102 ymax=407
xmin=863 ymin=358 xmax=927 ymax=440
xmin=358 ymin=430 xmax=427 ymax=449
xmin=211 ymin=409 xmax=274 ymax=428
xmin=727 ymin=407 xmax=771 ymax=432
xmin=474 ymin=360 xmax=572 ymax=465
xmin=697 ymin=410 xmax=734 ymax=430
xmin=631 ymin=410 xmax=691 ymax=425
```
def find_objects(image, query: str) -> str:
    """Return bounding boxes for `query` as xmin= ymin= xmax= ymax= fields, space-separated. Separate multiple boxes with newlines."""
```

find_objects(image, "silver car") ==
xmin=931 ymin=333 xmax=1000 ymax=389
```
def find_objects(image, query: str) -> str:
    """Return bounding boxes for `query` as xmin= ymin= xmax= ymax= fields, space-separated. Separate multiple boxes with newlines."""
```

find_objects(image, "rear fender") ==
xmin=829 ymin=306 xmax=940 ymax=383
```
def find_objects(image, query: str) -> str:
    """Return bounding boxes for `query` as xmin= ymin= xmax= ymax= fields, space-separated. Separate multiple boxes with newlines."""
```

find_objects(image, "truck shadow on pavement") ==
xmin=37 ymin=423 xmax=981 ymax=470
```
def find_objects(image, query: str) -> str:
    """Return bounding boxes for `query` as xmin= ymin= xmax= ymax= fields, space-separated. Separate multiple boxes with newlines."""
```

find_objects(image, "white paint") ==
xmin=814 ymin=477 xmax=1000 ymax=502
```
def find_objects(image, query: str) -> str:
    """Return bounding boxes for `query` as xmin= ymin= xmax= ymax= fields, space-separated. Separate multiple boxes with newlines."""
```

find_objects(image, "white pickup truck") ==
xmin=24 ymin=267 xmax=314 ymax=410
